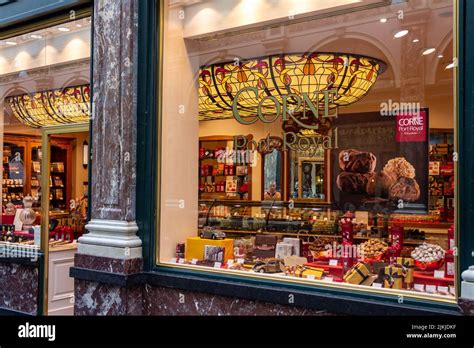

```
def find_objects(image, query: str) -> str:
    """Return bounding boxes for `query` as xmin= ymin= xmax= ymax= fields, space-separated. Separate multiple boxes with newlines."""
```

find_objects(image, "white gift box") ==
xmin=275 ymin=243 xmax=294 ymax=259
xmin=283 ymin=237 xmax=301 ymax=256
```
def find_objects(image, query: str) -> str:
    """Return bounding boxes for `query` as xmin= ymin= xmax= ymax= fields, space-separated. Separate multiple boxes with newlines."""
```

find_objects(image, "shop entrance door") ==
xmin=40 ymin=123 xmax=89 ymax=315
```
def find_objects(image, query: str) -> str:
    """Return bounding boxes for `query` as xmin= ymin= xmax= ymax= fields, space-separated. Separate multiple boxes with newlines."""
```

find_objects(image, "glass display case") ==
xmin=198 ymin=200 xmax=339 ymax=237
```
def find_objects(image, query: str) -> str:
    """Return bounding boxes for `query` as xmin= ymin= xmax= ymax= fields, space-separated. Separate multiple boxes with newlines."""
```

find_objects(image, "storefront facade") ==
xmin=1 ymin=0 xmax=474 ymax=316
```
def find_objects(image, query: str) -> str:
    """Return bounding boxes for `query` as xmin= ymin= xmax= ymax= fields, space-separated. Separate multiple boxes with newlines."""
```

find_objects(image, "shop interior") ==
xmin=161 ymin=0 xmax=457 ymax=300
xmin=0 ymin=17 xmax=91 ymax=315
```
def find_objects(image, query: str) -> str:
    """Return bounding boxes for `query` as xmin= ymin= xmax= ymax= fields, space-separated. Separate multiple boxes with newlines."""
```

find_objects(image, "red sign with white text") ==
xmin=396 ymin=110 xmax=426 ymax=142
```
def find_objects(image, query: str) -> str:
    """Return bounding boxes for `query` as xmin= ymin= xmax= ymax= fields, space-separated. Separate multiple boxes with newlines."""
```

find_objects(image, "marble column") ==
xmin=77 ymin=0 xmax=142 ymax=260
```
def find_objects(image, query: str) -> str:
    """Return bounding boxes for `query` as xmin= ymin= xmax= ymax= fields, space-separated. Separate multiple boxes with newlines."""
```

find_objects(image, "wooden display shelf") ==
xmin=198 ymin=227 xmax=429 ymax=245
xmin=3 ymin=134 xmax=72 ymax=209
xmin=198 ymin=199 xmax=332 ymax=208
xmin=198 ymin=227 xmax=338 ymax=238
xmin=388 ymin=222 xmax=452 ymax=230
xmin=199 ymin=136 xmax=252 ymax=201
xmin=413 ymin=271 xmax=454 ymax=286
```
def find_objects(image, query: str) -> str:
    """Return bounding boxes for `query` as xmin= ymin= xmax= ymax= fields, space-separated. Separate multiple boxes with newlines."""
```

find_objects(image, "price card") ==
xmin=191 ymin=259 xmax=198 ymax=265
xmin=237 ymin=258 xmax=245 ymax=264
xmin=169 ymin=258 xmax=177 ymax=263
xmin=414 ymin=283 xmax=425 ymax=292
xmin=372 ymin=282 xmax=382 ymax=288
xmin=178 ymin=258 xmax=185 ymax=264
xmin=434 ymin=270 xmax=445 ymax=279
xmin=437 ymin=286 xmax=449 ymax=294
xmin=323 ymin=276 xmax=333 ymax=282
xmin=329 ymin=259 xmax=338 ymax=266
xmin=426 ymin=285 xmax=437 ymax=293
xmin=227 ymin=259 xmax=234 ymax=267
xmin=214 ymin=262 xmax=222 ymax=269
xmin=306 ymin=275 xmax=315 ymax=280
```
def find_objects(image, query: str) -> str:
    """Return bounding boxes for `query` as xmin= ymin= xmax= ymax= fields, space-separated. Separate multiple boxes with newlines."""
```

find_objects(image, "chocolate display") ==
xmin=369 ymin=170 xmax=398 ymax=196
xmin=337 ymin=149 xmax=377 ymax=196
xmin=360 ymin=239 xmax=388 ymax=259
xmin=337 ymin=150 xmax=421 ymax=203
xmin=383 ymin=157 xmax=416 ymax=179
xmin=338 ymin=149 xmax=376 ymax=173
xmin=336 ymin=172 xmax=376 ymax=194
xmin=411 ymin=243 xmax=445 ymax=263
xmin=389 ymin=177 xmax=421 ymax=202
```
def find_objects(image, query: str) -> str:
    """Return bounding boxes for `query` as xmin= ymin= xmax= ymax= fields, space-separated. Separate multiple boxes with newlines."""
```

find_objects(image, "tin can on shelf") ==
xmin=176 ymin=243 xmax=185 ymax=259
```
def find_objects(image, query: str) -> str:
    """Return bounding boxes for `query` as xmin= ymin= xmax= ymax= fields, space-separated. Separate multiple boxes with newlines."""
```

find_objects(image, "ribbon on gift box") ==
xmin=383 ymin=266 xmax=405 ymax=288
xmin=354 ymin=267 xmax=369 ymax=282
xmin=344 ymin=263 xmax=370 ymax=284
xmin=395 ymin=257 xmax=414 ymax=284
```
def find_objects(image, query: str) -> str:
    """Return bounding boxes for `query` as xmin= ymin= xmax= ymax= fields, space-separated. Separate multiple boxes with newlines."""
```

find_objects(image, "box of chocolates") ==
xmin=343 ymin=262 xmax=371 ymax=285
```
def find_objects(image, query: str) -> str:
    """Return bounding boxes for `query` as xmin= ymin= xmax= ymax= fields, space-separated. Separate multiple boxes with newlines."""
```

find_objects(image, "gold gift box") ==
xmin=382 ymin=265 xmax=404 ymax=289
xmin=294 ymin=265 xmax=325 ymax=279
xmin=185 ymin=237 xmax=234 ymax=262
xmin=343 ymin=262 xmax=371 ymax=285
xmin=396 ymin=257 xmax=415 ymax=284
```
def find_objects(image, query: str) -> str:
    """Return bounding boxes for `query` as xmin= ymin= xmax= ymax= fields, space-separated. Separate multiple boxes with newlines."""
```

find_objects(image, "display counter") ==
xmin=180 ymin=199 xmax=456 ymax=299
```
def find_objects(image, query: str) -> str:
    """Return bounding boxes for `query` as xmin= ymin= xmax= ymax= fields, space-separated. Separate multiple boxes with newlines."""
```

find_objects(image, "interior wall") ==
xmin=0 ymin=27 xmax=90 ymax=76
xmin=181 ymin=0 xmax=375 ymax=39
xmin=160 ymin=5 xmax=201 ymax=261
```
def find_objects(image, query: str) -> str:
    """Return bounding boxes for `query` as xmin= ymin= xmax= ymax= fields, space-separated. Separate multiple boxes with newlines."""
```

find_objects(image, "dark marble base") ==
xmin=458 ymin=298 xmax=474 ymax=315
xmin=74 ymin=279 xmax=142 ymax=315
xmin=73 ymin=254 xmax=143 ymax=315
xmin=74 ymin=279 xmax=331 ymax=316
xmin=0 ymin=261 xmax=38 ymax=315
xmin=142 ymin=286 xmax=332 ymax=316
xmin=75 ymin=253 xmax=142 ymax=274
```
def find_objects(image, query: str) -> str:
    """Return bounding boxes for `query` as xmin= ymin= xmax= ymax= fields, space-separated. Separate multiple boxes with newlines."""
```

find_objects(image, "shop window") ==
xmin=158 ymin=0 xmax=457 ymax=302
xmin=0 ymin=17 xmax=91 ymax=315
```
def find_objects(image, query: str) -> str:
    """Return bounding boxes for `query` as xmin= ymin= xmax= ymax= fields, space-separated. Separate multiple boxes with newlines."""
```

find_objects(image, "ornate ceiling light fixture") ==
xmin=198 ymin=53 xmax=386 ymax=121
xmin=5 ymin=84 xmax=90 ymax=128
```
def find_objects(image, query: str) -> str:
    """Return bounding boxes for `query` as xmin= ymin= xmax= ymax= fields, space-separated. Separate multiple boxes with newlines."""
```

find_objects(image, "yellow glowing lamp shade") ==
xmin=5 ymin=84 xmax=90 ymax=128
xmin=198 ymin=53 xmax=386 ymax=121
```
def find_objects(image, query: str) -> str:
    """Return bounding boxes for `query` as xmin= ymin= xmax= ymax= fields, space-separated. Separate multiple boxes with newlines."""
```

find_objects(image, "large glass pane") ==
xmin=159 ymin=0 xmax=457 ymax=301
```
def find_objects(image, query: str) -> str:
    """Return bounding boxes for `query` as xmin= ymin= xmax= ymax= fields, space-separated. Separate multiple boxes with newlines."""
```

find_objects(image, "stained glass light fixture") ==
xmin=5 ymin=84 xmax=90 ymax=128
xmin=198 ymin=53 xmax=386 ymax=121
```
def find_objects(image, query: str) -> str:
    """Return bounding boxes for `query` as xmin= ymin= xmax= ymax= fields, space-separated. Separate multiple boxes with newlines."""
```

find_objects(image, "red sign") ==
xmin=396 ymin=110 xmax=426 ymax=142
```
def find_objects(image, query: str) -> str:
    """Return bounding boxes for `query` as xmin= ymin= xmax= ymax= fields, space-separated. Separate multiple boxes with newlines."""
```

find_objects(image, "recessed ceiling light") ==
xmin=412 ymin=39 xmax=419 ymax=43
xmin=394 ymin=30 xmax=409 ymax=38
xmin=446 ymin=62 xmax=455 ymax=69
xmin=380 ymin=18 xmax=387 ymax=23
xmin=5 ymin=41 xmax=17 ymax=46
xmin=30 ymin=34 xmax=42 ymax=39
xmin=58 ymin=27 xmax=70 ymax=32
xmin=422 ymin=48 xmax=436 ymax=55
xmin=438 ymin=54 xmax=444 ymax=58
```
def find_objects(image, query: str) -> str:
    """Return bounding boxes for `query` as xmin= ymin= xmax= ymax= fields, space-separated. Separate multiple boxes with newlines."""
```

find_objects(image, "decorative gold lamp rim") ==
xmin=5 ymin=83 xmax=90 ymax=99
xmin=200 ymin=51 xmax=387 ymax=74
xmin=5 ymin=84 xmax=90 ymax=128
